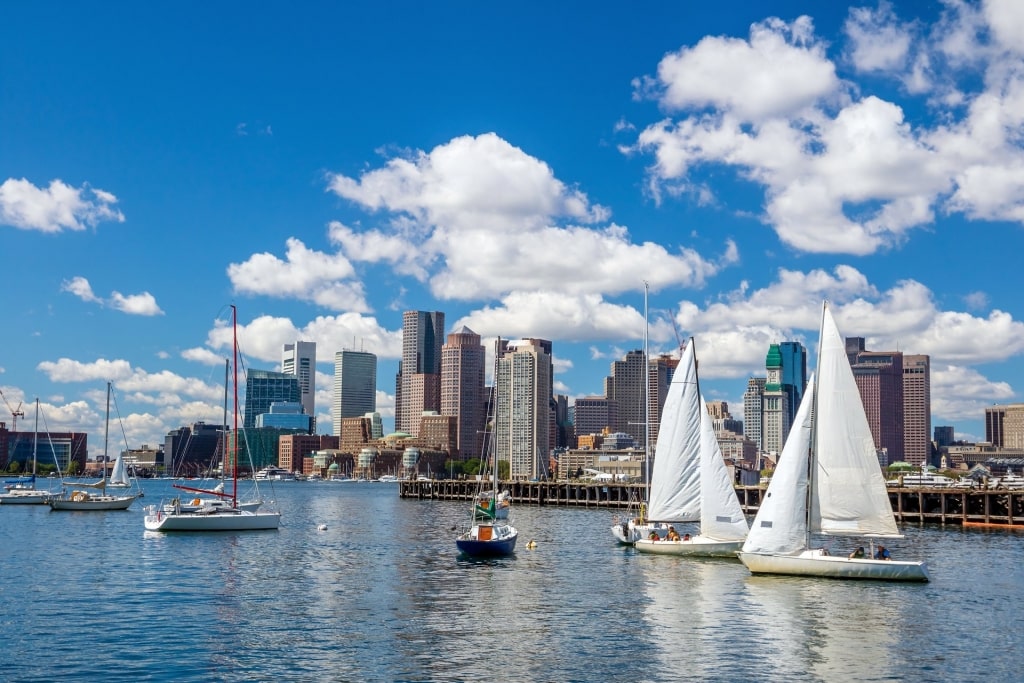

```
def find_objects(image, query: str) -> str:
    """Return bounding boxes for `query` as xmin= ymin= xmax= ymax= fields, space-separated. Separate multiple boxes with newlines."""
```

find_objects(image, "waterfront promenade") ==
xmin=400 ymin=479 xmax=1024 ymax=528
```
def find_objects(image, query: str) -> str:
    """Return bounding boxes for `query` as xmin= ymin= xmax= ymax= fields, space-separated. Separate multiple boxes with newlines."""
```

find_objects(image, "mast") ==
xmin=32 ymin=398 xmax=39 ymax=482
xmin=643 ymin=281 xmax=651 ymax=505
xmin=806 ymin=301 xmax=826 ymax=548
xmin=221 ymin=358 xmax=228 ymax=478
xmin=103 ymin=381 xmax=111 ymax=490
xmin=232 ymin=304 xmax=239 ymax=509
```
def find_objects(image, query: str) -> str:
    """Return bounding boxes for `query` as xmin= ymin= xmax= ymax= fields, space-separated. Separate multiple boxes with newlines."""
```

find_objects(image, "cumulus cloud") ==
xmin=61 ymin=276 xmax=164 ymax=316
xmin=628 ymin=6 xmax=1024 ymax=255
xmin=0 ymin=178 xmax=125 ymax=232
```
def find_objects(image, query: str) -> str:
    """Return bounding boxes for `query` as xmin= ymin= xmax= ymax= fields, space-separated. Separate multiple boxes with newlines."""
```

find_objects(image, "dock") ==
xmin=399 ymin=481 xmax=1024 ymax=528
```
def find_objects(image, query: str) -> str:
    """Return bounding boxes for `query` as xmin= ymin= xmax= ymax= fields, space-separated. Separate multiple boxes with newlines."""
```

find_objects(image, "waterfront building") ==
xmin=743 ymin=377 xmax=766 ymax=450
xmin=0 ymin=424 xmax=87 ymax=475
xmin=849 ymin=344 xmax=905 ymax=465
xmin=164 ymin=422 xmax=223 ymax=476
xmin=496 ymin=338 xmax=552 ymax=480
xmin=903 ymin=354 xmax=932 ymax=466
xmin=762 ymin=344 xmax=790 ymax=457
xmin=396 ymin=310 xmax=444 ymax=436
xmin=278 ymin=433 xmax=339 ymax=473
xmin=986 ymin=404 xmax=1024 ymax=449
xmin=244 ymin=369 xmax=300 ymax=430
xmin=281 ymin=341 xmax=316 ymax=424
xmin=604 ymin=349 xmax=646 ymax=446
xmin=333 ymin=349 xmax=377 ymax=436
xmin=440 ymin=326 xmax=485 ymax=461
xmin=574 ymin=397 xmax=618 ymax=442
xmin=255 ymin=401 xmax=312 ymax=432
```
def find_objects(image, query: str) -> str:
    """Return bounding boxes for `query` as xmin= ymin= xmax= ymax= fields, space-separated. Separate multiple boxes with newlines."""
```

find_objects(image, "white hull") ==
xmin=144 ymin=507 xmax=281 ymax=531
xmin=0 ymin=490 xmax=55 ymax=505
xmin=738 ymin=549 xmax=930 ymax=582
xmin=635 ymin=536 xmax=744 ymax=558
xmin=49 ymin=493 xmax=136 ymax=511
xmin=611 ymin=519 xmax=667 ymax=545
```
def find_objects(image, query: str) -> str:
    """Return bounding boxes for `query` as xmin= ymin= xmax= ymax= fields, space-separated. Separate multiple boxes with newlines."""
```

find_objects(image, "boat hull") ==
xmin=456 ymin=523 xmax=518 ymax=556
xmin=144 ymin=508 xmax=281 ymax=531
xmin=0 ymin=491 xmax=55 ymax=505
xmin=49 ymin=494 xmax=136 ymax=511
xmin=611 ymin=519 xmax=667 ymax=545
xmin=738 ymin=549 xmax=930 ymax=582
xmin=635 ymin=536 xmax=744 ymax=558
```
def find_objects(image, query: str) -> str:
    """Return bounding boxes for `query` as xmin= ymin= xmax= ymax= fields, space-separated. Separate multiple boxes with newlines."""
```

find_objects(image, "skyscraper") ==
xmin=647 ymin=353 xmax=679 ymax=451
xmin=851 ymin=349 xmax=905 ymax=464
xmin=281 ymin=341 xmax=316 ymax=421
xmin=762 ymin=344 xmax=790 ymax=456
xmin=396 ymin=310 xmax=444 ymax=436
xmin=778 ymin=341 xmax=808 ymax=427
xmin=743 ymin=377 xmax=766 ymax=450
xmin=604 ymin=349 xmax=647 ymax=446
xmin=903 ymin=354 xmax=931 ymax=466
xmin=244 ymin=370 xmax=301 ymax=430
xmin=333 ymin=350 xmax=377 ymax=436
xmin=495 ymin=338 xmax=552 ymax=480
xmin=441 ymin=326 xmax=486 ymax=460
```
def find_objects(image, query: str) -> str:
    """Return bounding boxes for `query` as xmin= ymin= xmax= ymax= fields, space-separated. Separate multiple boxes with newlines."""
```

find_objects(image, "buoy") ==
xmin=317 ymin=523 xmax=328 ymax=531
xmin=526 ymin=540 xmax=537 ymax=549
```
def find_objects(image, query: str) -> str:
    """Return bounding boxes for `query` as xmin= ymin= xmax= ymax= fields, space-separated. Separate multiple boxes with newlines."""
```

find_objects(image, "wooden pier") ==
xmin=399 ymin=480 xmax=1024 ymax=528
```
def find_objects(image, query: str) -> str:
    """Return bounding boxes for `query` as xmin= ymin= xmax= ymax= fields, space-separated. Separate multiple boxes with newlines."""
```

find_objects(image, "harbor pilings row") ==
xmin=399 ymin=481 xmax=1024 ymax=528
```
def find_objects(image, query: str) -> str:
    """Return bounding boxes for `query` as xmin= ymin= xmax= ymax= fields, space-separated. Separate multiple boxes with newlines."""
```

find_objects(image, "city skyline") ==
xmin=4 ymin=2 xmax=1024 ymax=456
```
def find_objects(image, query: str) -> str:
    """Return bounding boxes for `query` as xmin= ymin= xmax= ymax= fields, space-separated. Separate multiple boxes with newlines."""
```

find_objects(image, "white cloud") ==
xmin=227 ymin=237 xmax=368 ymax=312
xmin=62 ymin=276 xmax=164 ymax=316
xmin=628 ymin=6 xmax=1024 ymax=255
xmin=0 ymin=178 xmax=125 ymax=232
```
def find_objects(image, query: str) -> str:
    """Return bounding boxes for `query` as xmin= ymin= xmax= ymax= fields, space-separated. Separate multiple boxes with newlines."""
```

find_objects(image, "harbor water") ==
xmin=1 ymin=479 xmax=1021 ymax=682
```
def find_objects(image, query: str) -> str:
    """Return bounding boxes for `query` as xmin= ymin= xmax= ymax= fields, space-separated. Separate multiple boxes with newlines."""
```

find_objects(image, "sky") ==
xmin=3 ymin=0 xmax=1024 ymax=459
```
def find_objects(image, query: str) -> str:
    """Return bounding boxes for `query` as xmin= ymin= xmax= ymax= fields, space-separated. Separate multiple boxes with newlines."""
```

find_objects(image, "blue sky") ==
xmin=3 ymin=0 xmax=1023 ymax=457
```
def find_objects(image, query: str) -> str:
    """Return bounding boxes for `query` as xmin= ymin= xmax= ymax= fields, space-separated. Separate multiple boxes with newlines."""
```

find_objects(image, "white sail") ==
xmin=811 ymin=305 xmax=901 ymax=538
xmin=109 ymin=453 xmax=130 ymax=487
xmin=741 ymin=375 xmax=815 ymax=555
xmin=645 ymin=340 xmax=701 ymax=523
xmin=697 ymin=397 xmax=750 ymax=541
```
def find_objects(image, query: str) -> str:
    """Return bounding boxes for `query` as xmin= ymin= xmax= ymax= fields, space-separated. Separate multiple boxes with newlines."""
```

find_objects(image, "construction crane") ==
xmin=0 ymin=388 xmax=25 ymax=431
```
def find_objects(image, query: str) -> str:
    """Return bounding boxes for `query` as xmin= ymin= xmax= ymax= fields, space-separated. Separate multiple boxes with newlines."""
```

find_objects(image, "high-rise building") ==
xmin=778 ymin=341 xmax=808 ymax=427
xmin=934 ymin=425 xmax=955 ymax=448
xmin=762 ymin=344 xmax=790 ymax=456
xmin=986 ymin=404 xmax=1024 ymax=449
xmin=440 ymin=326 xmax=486 ymax=460
xmin=281 ymin=341 xmax=316 ymax=421
xmin=333 ymin=350 xmax=377 ymax=436
xmin=244 ymin=370 xmax=300 ymax=430
xmin=851 ymin=349 xmax=905 ymax=464
xmin=495 ymin=338 xmax=552 ymax=480
xmin=604 ymin=349 xmax=647 ymax=445
xmin=903 ymin=354 xmax=931 ymax=466
xmin=573 ymin=397 xmax=618 ymax=440
xmin=396 ymin=311 xmax=444 ymax=436
xmin=743 ymin=377 xmax=766 ymax=450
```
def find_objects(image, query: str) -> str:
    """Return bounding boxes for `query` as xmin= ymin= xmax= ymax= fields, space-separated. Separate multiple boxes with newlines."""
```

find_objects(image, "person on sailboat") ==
xmin=875 ymin=546 xmax=891 ymax=560
xmin=666 ymin=527 xmax=681 ymax=541
xmin=849 ymin=546 xmax=866 ymax=559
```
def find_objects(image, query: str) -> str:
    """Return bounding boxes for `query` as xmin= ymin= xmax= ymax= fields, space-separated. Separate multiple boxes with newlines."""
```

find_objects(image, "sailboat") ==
xmin=144 ymin=305 xmax=280 ymax=532
xmin=611 ymin=282 xmax=663 ymax=544
xmin=456 ymin=338 xmax=518 ymax=556
xmin=632 ymin=337 xmax=750 ymax=557
xmin=0 ymin=399 xmax=56 ymax=505
xmin=49 ymin=382 xmax=139 ymax=511
xmin=737 ymin=302 xmax=930 ymax=581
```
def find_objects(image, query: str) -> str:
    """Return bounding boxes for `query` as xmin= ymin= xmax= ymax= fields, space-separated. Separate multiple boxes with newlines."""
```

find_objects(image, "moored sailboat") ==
xmin=144 ymin=305 xmax=280 ymax=532
xmin=632 ymin=337 xmax=749 ymax=557
xmin=0 ymin=399 xmax=56 ymax=505
xmin=49 ymin=383 xmax=139 ymax=511
xmin=737 ymin=302 xmax=929 ymax=581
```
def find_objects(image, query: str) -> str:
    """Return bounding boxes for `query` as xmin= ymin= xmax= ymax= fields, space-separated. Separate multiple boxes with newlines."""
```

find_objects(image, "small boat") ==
xmin=456 ymin=338 xmax=517 ymax=557
xmin=144 ymin=306 xmax=280 ymax=532
xmin=254 ymin=466 xmax=297 ymax=481
xmin=49 ymin=383 xmax=139 ymax=512
xmin=0 ymin=399 xmax=56 ymax=505
xmin=738 ymin=302 xmax=930 ymax=582
xmin=632 ymin=337 xmax=749 ymax=558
